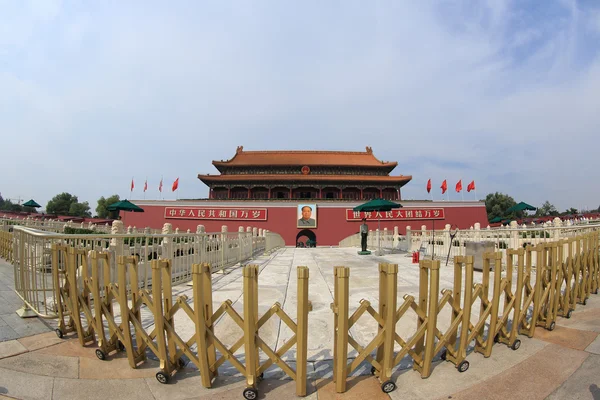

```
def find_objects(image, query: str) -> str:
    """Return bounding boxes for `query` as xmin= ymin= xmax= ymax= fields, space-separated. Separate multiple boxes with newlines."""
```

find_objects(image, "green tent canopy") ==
xmin=353 ymin=198 xmax=403 ymax=212
xmin=22 ymin=199 xmax=41 ymax=208
xmin=505 ymin=202 xmax=537 ymax=213
xmin=489 ymin=216 xmax=504 ymax=223
xmin=107 ymin=200 xmax=144 ymax=213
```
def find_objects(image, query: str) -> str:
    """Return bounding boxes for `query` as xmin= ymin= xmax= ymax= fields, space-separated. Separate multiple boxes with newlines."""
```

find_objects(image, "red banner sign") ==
xmin=346 ymin=208 xmax=445 ymax=221
xmin=165 ymin=207 xmax=267 ymax=221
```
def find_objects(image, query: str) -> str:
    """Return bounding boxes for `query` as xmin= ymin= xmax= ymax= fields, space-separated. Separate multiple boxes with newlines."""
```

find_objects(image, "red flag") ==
xmin=172 ymin=177 xmax=179 ymax=192
xmin=441 ymin=180 xmax=447 ymax=194
xmin=130 ymin=179 xmax=134 ymax=191
xmin=455 ymin=180 xmax=462 ymax=193
xmin=144 ymin=180 xmax=148 ymax=192
xmin=159 ymin=178 xmax=163 ymax=193
xmin=467 ymin=180 xmax=475 ymax=192
xmin=426 ymin=179 xmax=432 ymax=193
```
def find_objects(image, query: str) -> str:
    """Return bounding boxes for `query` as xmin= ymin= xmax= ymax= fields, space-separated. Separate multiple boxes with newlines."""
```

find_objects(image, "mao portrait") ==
xmin=297 ymin=204 xmax=317 ymax=228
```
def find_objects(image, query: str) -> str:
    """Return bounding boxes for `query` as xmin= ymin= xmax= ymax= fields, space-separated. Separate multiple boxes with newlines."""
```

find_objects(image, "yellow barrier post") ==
xmin=414 ymin=258 xmax=440 ymax=378
xmin=152 ymin=259 xmax=173 ymax=382
xmin=502 ymin=248 xmax=524 ymax=350
xmin=442 ymin=256 xmax=473 ymax=372
xmin=192 ymin=263 xmax=214 ymax=388
xmin=476 ymin=251 xmax=502 ymax=358
xmin=374 ymin=263 xmax=388 ymax=375
xmin=242 ymin=265 xmax=259 ymax=397
xmin=334 ymin=266 xmax=349 ymax=394
xmin=200 ymin=262 xmax=217 ymax=378
xmin=381 ymin=263 xmax=398 ymax=384
xmin=296 ymin=266 xmax=309 ymax=397
xmin=517 ymin=245 xmax=537 ymax=338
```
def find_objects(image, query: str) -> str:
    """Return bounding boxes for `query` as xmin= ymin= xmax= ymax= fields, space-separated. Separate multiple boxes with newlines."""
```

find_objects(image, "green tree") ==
xmin=0 ymin=194 xmax=23 ymax=212
xmin=96 ymin=194 xmax=120 ymax=219
xmin=564 ymin=207 xmax=578 ymax=215
xmin=485 ymin=192 xmax=522 ymax=221
xmin=46 ymin=193 xmax=91 ymax=217
xmin=536 ymin=201 xmax=559 ymax=217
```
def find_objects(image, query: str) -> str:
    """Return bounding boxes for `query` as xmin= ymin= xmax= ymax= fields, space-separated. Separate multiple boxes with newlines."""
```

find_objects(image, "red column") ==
xmin=289 ymin=188 xmax=293 ymax=199
xmin=248 ymin=188 xmax=251 ymax=199
xmin=339 ymin=188 xmax=343 ymax=199
xmin=227 ymin=188 xmax=231 ymax=199
xmin=319 ymin=187 xmax=322 ymax=199
xmin=360 ymin=188 xmax=363 ymax=200
xmin=379 ymin=188 xmax=382 ymax=198
xmin=268 ymin=188 xmax=272 ymax=199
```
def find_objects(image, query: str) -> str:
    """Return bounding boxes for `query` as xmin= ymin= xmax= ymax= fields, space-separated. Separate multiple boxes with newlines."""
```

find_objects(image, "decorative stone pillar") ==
xmin=162 ymin=223 xmax=173 ymax=244
xmin=510 ymin=221 xmax=519 ymax=250
xmin=553 ymin=217 xmax=562 ymax=239
xmin=474 ymin=223 xmax=481 ymax=242
xmin=252 ymin=227 xmax=258 ymax=237
xmin=406 ymin=226 xmax=412 ymax=252
xmin=246 ymin=227 xmax=252 ymax=233
xmin=196 ymin=225 xmax=205 ymax=234
xmin=127 ymin=226 xmax=133 ymax=234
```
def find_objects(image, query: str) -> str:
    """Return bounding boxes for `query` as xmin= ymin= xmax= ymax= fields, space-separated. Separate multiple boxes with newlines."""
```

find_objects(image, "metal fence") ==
xmin=332 ymin=231 xmax=599 ymax=394
xmin=5 ymin=225 xmax=283 ymax=319
xmin=54 ymin=251 xmax=311 ymax=399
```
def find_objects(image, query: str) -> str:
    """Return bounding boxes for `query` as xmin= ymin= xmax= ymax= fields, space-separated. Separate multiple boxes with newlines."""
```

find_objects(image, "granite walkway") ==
xmin=1 ymin=248 xmax=600 ymax=399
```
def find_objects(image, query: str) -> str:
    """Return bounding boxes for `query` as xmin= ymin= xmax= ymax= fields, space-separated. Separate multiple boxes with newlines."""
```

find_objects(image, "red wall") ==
xmin=121 ymin=201 xmax=489 ymax=246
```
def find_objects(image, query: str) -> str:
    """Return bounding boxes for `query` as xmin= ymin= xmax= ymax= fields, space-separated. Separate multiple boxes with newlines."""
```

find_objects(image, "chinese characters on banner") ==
xmin=164 ymin=207 xmax=268 ymax=221
xmin=346 ymin=208 xmax=445 ymax=221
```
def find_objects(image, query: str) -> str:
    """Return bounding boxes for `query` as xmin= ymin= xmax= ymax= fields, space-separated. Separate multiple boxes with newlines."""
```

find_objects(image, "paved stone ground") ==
xmin=1 ymin=248 xmax=600 ymax=399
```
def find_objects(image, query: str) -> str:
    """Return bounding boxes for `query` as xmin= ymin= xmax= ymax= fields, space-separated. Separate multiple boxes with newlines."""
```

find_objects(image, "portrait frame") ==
xmin=297 ymin=204 xmax=317 ymax=229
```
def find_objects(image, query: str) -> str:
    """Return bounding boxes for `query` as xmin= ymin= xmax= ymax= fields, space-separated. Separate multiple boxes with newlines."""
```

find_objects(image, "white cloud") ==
xmin=0 ymin=1 xmax=598 ymax=212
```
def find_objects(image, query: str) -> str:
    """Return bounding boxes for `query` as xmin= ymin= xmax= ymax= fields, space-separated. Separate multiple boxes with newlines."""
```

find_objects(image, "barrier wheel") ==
xmin=595 ymin=289 xmax=598 ymax=295
xmin=584 ymin=298 xmax=588 ymax=306
xmin=440 ymin=350 xmax=447 ymax=360
xmin=370 ymin=366 xmax=377 ymax=375
xmin=156 ymin=371 xmax=169 ymax=384
xmin=243 ymin=387 xmax=258 ymax=400
xmin=381 ymin=380 xmax=396 ymax=393
xmin=118 ymin=341 xmax=125 ymax=351
xmin=494 ymin=333 xmax=500 ymax=343
xmin=511 ymin=339 xmax=521 ymax=351
xmin=55 ymin=329 xmax=63 ymax=339
xmin=566 ymin=310 xmax=573 ymax=319
xmin=549 ymin=322 xmax=556 ymax=331
xmin=95 ymin=349 xmax=106 ymax=360
xmin=178 ymin=358 xmax=186 ymax=368
xmin=259 ymin=373 xmax=264 ymax=380
xmin=458 ymin=360 xmax=469 ymax=373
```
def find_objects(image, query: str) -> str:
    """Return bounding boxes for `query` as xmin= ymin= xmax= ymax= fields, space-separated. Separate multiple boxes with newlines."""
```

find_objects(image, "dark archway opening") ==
xmin=296 ymin=229 xmax=317 ymax=248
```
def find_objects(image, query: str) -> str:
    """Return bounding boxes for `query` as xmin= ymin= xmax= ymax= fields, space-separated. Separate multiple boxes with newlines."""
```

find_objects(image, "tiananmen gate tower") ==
xmin=124 ymin=146 xmax=487 ymax=246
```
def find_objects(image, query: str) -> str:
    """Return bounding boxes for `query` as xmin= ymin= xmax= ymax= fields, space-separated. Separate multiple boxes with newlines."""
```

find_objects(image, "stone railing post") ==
xmin=406 ymin=225 xmax=412 ymax=252
xmin=553 ymin=217 xmax=562 ymax=240
xmin=238 ymin=226 xmax=245 ymax=260
xmin=474 ymin=222 xmax=481 ymax=242
xmin=221 ymin=225 xmax=228 ymax=267
xmin=510 ymin=221 xmax=519 ymax=250
xmin=443 ymin=224 xmax=451 ymax=259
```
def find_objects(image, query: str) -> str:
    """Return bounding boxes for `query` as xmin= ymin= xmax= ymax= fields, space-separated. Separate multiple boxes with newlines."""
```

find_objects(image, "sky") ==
xmin=1 ymin=0 xmax=599 ymax=214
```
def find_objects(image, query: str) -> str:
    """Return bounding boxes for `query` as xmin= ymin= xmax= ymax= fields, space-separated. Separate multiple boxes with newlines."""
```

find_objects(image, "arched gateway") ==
xmin=296 ymin=229 xmax=316 ymax=247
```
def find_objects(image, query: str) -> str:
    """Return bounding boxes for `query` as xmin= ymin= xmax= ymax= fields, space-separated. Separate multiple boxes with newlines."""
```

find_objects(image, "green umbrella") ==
xmin=489 ymin=216 xmax=504 ymax=223
xmin=353 ymin=198 xmax=402 ymax=212
xmin=22 ymin=199 xmax=41 ymax=208
xmin=354 ymin=198 xmax=402 ymax=255
xmin=505 ymin=202 xmax=537 ymax=213
xmin=107 ymin=199 xmax=144 ymax=213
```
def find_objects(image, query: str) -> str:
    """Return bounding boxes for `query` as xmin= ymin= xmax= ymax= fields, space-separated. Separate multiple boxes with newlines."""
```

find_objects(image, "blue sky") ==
xmin=1 ymin=0 xmax=599 ymax=213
